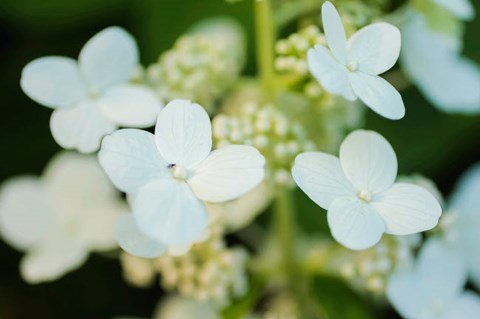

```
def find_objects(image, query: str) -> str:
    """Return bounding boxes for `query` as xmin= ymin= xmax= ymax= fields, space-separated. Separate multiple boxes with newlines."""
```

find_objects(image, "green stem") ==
xmin=254 ymin=0 xmax=276 ymax=99
xmin=273 ymin=189 xmax=296 ymax=276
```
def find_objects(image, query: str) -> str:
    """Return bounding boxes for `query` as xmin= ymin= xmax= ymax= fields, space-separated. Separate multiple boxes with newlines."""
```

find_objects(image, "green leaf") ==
xmin=311 ymin=275 xmax=375 ymax=319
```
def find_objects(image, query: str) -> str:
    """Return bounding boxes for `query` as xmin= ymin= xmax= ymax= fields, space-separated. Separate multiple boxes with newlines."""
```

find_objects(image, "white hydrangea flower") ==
xmin=99 ymin=99 xmax=265 ymax=258
xmin=400 ymin=11 xmax=480 ymax=114
xmin=292 ymin=130 xmax=441 ymax=250
xmin=307 ymin=1 xmax=405 ymax=120
xmin=434 ymin=0 xmax=475 ymax=21
xmin=20 ymin=26 xmax=162 ymax=153
xmin=444 ymin=163 xmax=480 ymax=289
xmin=0 ymin=152 xmax=125 ymax=283
xmin=387 ymin=239 xmax=480 ymax=319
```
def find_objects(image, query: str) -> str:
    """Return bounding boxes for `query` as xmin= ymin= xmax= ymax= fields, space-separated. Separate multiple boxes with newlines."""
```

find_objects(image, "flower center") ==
xmin=170 ymin=164 xmax=188 ymax=180
xmin=347 ymin=61 xmax=358 ymax=72
xmin=358 ymin=190 xmax=372 ymax=202
xmin=88 ymin=87 xmax=100 ymax=99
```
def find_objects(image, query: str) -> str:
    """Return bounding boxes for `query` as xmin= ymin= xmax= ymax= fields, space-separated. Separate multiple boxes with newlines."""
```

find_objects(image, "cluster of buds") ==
xmin=335 ymin=0 xmax=389 ymax=33
xmin=275 ymin=25 xmax=326 ymax=99
xmin=213 ymin=101 xmax=316 ymax=189
xmin=261 ymin=292 xmax=300 ymax=319
xmin=120 ymin=220 xmax=249 ymax=307
xmin=147 ymin=18 xmax=245 ymax=114
xmin=333 ymin=235 xmax=420 ymax=297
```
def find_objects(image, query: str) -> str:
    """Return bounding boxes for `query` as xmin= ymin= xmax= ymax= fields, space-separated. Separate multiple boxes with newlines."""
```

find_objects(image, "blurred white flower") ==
xmin=434 ymin=0 xmax=475 ymax=20
xmin=206 ymin=182 xmax=273 ymax=232
xmin=387 ymin=239 xmax=480 ymax=319
xmin=400 ymin=11 xmax=480 ymax=114
xmin=443 ymin=163 xmax=480 ymax=289
xmin=0 ymin=152 xmax=125 ymax=283
xmin=99 ymin=99 xmax=265 ymax=258
xmin=308 ymin=1 xmax=404 ymax=120
xmin=154 ymin=296 xmax=219 ymax=319
xmin=20 ymin=26 xmax=162 ymax=153
xmin=292 ymin=130 xmax=441 ymax=250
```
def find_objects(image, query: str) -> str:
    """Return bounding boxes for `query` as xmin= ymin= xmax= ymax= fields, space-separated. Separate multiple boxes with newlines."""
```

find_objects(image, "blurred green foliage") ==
xmin=0 ymin=0 xmax=479 ymax=318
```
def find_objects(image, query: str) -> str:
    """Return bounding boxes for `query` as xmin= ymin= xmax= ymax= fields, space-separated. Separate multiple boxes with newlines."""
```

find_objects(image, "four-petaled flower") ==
xmin=99 ymin=99 xmax=265 ymax=258
xmin=387 ymin=239 xmax=480 ymax=319
xmin=292 ymin=130 xmax=441 ymax=250
xmin=0 ymin=152 xmax=125 ymax=283
xmin=20 ymin=27 xmax=162 ymax=153
xmin=308 ymin=1 xmax=405 ymax=120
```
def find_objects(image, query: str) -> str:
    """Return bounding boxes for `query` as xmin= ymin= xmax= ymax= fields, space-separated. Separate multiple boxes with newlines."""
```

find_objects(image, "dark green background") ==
xmin=0 ymin=0 xmax=479 ymax=318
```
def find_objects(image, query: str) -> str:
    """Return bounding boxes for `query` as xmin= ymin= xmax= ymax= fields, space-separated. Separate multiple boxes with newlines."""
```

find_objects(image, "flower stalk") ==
xmin=254 ymin=0 xmax=276 ymax=99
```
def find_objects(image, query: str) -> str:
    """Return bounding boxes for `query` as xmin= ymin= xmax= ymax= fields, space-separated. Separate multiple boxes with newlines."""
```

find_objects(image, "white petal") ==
xmin=188 ymin=145 xmax=265 ymax=203
xmin=43 ymin=152 xmax=117 ymax=216
xmin=434 ymin=0 xmax=475 ymax=21
xmin=99 ymin=84 xmax=162 ymax=127
xmin=416 ymin=239 xmax=467 ymax=302
xmin=449 ymin=163 xmax=480 ymax=215
xmin=327 ymin=197 xmax=385 ymax=250
xmin=78 ymin=202 xmax=125 ymax=251
xmin=132 ymin=179 xmax=208 ymax=246
xmin=339 ymin=130 xmax=397 ymax=194
xmin=400 ymin=13 xmax=480 ymax=114
xmin=155 ymin=100 xmax=212 ymax=167
xmin=347 ymin=22 xmax=401 ymax=75
xmin=99 ymin=129 xmax=169 ymax=193
xmin=307 ymin=46 xmax=356 ymax=101
xmin=20 ymin=57 xmax=87 ymax=109
xmin=322 ymin=1 xmax=347 ymax=64
xmin=115 ymin=213 xmax=166 ymax=258
xmin=387 ymin=271 xmax=431 ymax=319
xmin=79 ymin=27 xmax=138 ymax=91
xmin=372 ymin=183 xmax=442 ymax=235
xmin=349 ymin=72 xmax=405 ymax=120
xmin=50 ymin=101 xmax=116 ymax=153
xmin=20 ymin=241 xmax=88 ymax=284
xmin=444 ymin=292 xmax=480 ymax=319
xmin=292 ymin=152 xmax=355 ymax=209
xmin=0 ymin=177 xmax=52 ymax=251
xmin=387 ymin=239 xmax=467 ymax=319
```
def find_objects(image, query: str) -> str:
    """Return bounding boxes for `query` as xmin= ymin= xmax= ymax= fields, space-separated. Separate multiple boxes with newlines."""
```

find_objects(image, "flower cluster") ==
xmin=1 ymin=0 xmax=479 ymax=318
xmin=147 ymin=19 xmax=245 ymax=114
xmin=213 ymin=102 xmax=316 ymax=188
xmin=120 ymin=224 xmax=249 ymax=307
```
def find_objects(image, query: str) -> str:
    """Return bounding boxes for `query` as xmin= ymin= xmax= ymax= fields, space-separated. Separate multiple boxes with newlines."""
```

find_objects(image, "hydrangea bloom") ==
xmin=387 ymin=239 xmax=480 ymax=319
xmin=0 ymin=152 xmax=125 ymax=283
xmin=308 ymin=1 xmax=405 ymax=120
xmin=99 ymin=99 xmax=265 ymax=258
xmin=400 ymin=10 xmax=480 ymax=114
xmin=292 ymin=130 xmax=441 ymax=250
xmin=20 ymin=27 xmax=162 ymax=153
xmin=443 ymin=163 xmax=480 ymax=289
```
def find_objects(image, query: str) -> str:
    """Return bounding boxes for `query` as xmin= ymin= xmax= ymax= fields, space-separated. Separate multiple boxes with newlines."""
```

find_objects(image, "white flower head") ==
xmin=400 ymin=11 xmax=480 ymax=114
xmin=20 ymin=26 xmax=162 ymax=153
xmin=0 ymin=152 xmax=125 ymax=283
xmin=99 ymin=99 xmax=265 ymax=258
xmin=307 ymin=1 xmax=405 ymax=120
xmin=444 ymin=163 xmax=480 ymax=289
xmin=292 ymin=129 xmax=441 ymax=250
xmin=387 ymin=238 xmax=480 ymax=319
